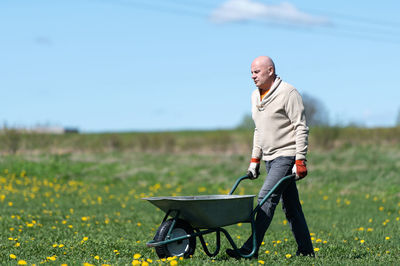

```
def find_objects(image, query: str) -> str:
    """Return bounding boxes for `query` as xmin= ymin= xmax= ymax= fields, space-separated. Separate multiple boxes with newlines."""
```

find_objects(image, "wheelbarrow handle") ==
xmin=251 ymin=174 xmax=296 ymax=215
xmin=229 ymin=174 xmax=250 ymax=195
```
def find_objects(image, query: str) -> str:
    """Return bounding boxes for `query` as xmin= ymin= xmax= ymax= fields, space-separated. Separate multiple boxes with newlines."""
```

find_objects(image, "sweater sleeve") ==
xmin=250 ymin=90 xmax=263 ymax=159
xmin=285 ymin=90 xmax=309 ymax=160
xmin=251 ymin=127 xmax=263 ymax=159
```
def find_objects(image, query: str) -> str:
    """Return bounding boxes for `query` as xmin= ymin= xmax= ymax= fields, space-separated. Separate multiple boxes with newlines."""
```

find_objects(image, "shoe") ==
xmin=226 ymin=248 xmax=258 ymax=259
xmin=296 ymin=250 xmax=315 ymax=257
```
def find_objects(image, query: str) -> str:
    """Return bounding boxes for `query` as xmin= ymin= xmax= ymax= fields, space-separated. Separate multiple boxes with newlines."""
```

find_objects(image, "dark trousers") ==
xmin=242 ymin=156 xmax=314 ymax=255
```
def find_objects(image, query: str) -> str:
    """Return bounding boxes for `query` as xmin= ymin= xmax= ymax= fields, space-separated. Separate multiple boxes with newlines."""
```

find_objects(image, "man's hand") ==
xmin=294 ymin=160 xmax=307 ymax=180
xmin=247 ymin=158 xmax=260 ymax=179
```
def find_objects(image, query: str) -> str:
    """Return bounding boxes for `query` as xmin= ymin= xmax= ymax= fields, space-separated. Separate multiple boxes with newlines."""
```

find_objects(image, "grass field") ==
xmin=0 ymin=137 xmax=399 ymax=265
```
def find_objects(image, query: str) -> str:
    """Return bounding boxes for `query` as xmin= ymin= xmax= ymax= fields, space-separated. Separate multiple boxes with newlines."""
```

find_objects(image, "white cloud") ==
xmin=210 ymin=0 xmax=329 ymax=26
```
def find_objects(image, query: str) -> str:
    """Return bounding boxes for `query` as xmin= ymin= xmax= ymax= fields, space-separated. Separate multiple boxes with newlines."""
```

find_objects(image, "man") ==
xmin=226 ymin=56 xmax=314 ymax=259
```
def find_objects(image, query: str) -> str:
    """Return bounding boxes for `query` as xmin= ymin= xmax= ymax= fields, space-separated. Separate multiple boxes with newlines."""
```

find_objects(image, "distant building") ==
xmin=30 ymin=126 xmax=65 ymax=134
xmin=0 ymin=126 xmax=80 ymax=134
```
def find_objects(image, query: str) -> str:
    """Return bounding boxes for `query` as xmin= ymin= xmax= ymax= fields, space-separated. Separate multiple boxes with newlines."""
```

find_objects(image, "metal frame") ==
xmin=146 ymin=174 xmax=295 ymax=258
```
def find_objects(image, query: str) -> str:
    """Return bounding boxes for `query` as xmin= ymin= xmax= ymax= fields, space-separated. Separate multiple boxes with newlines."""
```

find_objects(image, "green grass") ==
xmin=0 ymin=143 xmax=399 ymax=265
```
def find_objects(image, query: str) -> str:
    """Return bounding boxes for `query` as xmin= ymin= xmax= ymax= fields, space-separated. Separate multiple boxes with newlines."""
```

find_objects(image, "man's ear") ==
xmin=268 ymin=66 xmax=274 ymax=76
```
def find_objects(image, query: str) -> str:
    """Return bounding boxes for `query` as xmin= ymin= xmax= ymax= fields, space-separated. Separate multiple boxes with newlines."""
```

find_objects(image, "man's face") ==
xmin=251 ymin=59 xmax=273 ymax=89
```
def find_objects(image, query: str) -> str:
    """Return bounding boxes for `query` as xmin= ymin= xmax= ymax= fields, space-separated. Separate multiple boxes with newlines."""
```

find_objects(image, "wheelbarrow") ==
xmin=143 ymin=173 xmax=295 ymax=259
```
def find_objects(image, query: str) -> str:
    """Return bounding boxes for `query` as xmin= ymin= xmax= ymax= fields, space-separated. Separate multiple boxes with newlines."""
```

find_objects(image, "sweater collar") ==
xmin=256 ymin=76 xmax=281 ymax=110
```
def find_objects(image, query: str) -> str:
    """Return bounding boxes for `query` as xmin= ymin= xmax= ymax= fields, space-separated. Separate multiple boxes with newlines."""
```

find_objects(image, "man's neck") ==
xmin=259 ymin=76 xmax=276 ymax=92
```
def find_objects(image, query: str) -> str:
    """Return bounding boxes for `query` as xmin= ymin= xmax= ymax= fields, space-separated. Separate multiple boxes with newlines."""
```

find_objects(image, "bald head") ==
xmin=252 ymin=56 xmax=275 ymax=74
xmin=251 ymin=56 xmax=276 ymax=90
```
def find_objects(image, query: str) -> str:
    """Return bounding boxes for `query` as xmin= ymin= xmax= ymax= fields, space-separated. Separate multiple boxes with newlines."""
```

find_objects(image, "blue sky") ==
xmin=1 ymin=0 xmax=400 ymax=132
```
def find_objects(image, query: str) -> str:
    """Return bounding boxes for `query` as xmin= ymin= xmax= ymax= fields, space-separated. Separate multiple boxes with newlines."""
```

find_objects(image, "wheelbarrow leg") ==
xmin=196 ymin=229 xmax=221 ymax=257
xmin=219 ymin=220 xmax=258 ymax=259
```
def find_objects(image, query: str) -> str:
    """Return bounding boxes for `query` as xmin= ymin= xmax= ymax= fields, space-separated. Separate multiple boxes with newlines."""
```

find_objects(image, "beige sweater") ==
xmin=251 ymin=77 xmax=309 ymax=161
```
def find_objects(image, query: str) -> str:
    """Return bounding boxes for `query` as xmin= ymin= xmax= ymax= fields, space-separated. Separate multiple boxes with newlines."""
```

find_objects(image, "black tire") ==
xmin=153 ymin=219 xmax=196 ymax=258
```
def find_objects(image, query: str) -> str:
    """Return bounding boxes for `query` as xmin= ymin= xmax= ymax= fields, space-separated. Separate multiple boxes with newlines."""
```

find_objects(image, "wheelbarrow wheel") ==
xmin=153 ymin=219 xmax=196 ymax=258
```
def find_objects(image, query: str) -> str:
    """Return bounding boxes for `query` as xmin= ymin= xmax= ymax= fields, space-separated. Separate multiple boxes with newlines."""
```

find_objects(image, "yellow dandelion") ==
xmin=237 ymin=223 xmax=242 ymax=227
xmin=59 ymin=244 xmax=65 ymax=248
xmin=258 ymin=260 xmax=265 ymax=264
xmin=385 ymin=236 xmax=390 ymax=240
xmin=15 ymin=242 xmax=21 ymax=247
xmin=265 ymin=250 xmax=270 ymax=254
xmin=379 ymin=206 xmax=384 ymax=211
xmin=83 ymin=263 xmax=94 ymax=266
xmin=314 ymin=248 xmax=320 ymax=252
xmin=52 ymin=244 xmax=58 ymax=248
xmin=133 ymin=253 xmax=141 ymax=259
xmin=142 ymin=262 xmax=149 ymax=266
xmin=285 ymin=254 xmax=292 ymax=258
xmin=8 ymin=202 xmax=13 ymax=206
xmin=47 ymin=256 xmax=56 ymax=261
xmin=367 ymin=228 xmax=373 ymax=232
xmin=137 ymin=222 xmax=142 ymax=227
xmin=147 ymin=259 xmax=153 ymax=263
xmin=10 ymin=254 xmax=17 ymax=259
xmin=94 ymin=255 xmax=100 ymax=260
xmin=360 ymin=240 xmax=365 ymax=244
xmin=17 ymin=260 xmax=27 ymax=265
xmin=131 ymin=260 xmax=140 ymax=266
xmin=170 ymin=260 xmax=178 ymax=266
xmin=358 ymin=227 xmax=364 ymax=231
xmin=261 ymin=241 xmax=265 ymax=245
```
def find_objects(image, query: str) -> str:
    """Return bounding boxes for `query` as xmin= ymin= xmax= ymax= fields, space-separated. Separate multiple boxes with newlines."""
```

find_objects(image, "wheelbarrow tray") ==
xmin=143 ymin=195 xmax=255 ymax=228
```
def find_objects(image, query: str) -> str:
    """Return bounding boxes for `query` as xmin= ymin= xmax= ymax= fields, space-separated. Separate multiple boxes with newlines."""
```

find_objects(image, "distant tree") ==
xmin=236 ymin=113 xmax=254 ymax=130
xmin=396 ymin=108 xmax=400 ymax=126
xmin=302 ymin=93 xmax=330 ymax=127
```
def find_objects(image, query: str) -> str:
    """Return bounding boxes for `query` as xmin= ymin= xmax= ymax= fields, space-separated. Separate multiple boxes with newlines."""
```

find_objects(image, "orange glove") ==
xmin=247 ymin=158 xmax=260 ymax=179
xmin=295 ymin=160 xmax=308 ymax=179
